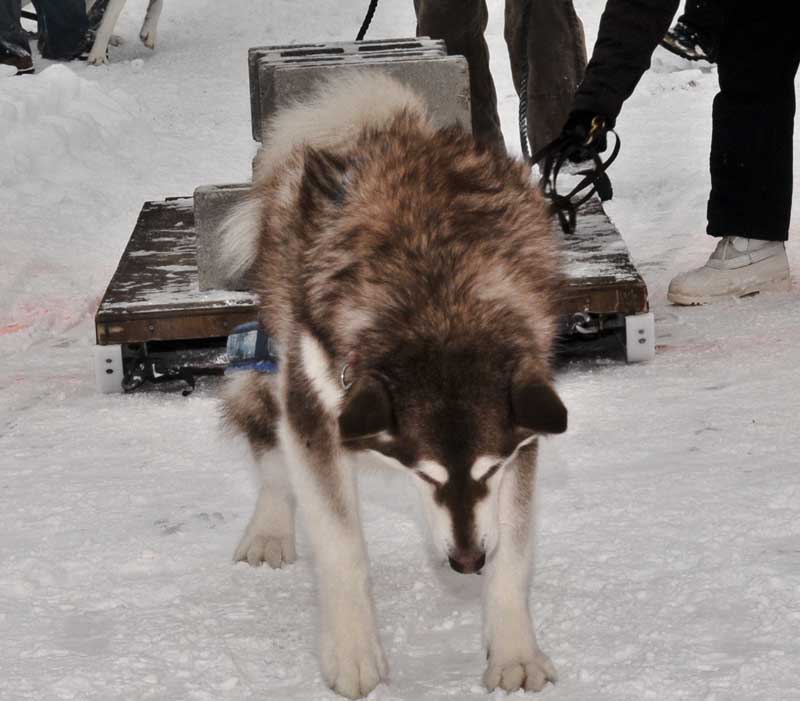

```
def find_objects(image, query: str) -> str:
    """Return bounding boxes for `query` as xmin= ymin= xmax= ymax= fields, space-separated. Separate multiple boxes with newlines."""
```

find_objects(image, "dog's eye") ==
xmin=478 ymin=463 xmax=501 ymax=483
xmin=414 ymin=471 xmax=442 ymax=488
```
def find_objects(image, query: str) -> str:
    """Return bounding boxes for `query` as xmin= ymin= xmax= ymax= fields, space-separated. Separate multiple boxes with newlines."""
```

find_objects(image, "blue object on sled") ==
xmin=225 ymin=322 xmax=278 ymax=374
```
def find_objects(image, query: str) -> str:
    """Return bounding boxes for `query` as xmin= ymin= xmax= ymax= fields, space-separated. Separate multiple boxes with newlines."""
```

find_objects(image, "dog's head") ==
xmin=339 ymin=345 xmax=566 ymax=573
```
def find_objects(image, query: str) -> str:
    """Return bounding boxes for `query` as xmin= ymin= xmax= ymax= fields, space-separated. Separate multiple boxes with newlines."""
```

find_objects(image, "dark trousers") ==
xmin=0 ymin=0 xmax=29 ymax=57
xmin=679 ymin=0 xmax=720 ymax=37
xmin=414 ymin=0 xmax=586 ymax=153
xmin=35 ymin=0 xmax=88 ymax=59
xmin=0 ymin=0 xmax=87 ymax=60
xmin=708 ymin=5 xmax=800 ymax=241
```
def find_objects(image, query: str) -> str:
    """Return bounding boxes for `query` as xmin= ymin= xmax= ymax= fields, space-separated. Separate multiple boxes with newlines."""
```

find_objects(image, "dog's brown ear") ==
xmin=302 ymin=146 xmax=349 ymax=207
xmin=339 ymin=375 xmax=394 ymax=441
xmin=511 ymin=370 xmax=567 ymax=435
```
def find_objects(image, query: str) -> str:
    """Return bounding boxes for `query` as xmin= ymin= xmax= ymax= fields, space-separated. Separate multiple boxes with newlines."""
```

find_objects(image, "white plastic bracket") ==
xmin=625 ymin=312 xmax=656 ymax=363
xmin=94 ymin=344 xmax=124 ymax=393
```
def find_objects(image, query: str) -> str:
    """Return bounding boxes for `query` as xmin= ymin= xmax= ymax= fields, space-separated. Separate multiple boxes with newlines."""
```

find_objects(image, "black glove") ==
xmin=545 ymin=111 xmax=613 ymax=202
xmin=560 ymin=110 xmax=611 ymax=162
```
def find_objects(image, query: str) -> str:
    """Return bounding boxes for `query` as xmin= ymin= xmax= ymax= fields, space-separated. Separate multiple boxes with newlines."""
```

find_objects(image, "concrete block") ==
xmin=248 ymin=60 xmax=471 ymax=177
xmin=247 ymin=38 xmax=471 ymax=142
xmin=194 ymin=183 xmax=251 ymax=291
xmin=248 ymin=38 xmax=447 ymax=137
xmin=271 ymin=57 xmax=470 ymax=135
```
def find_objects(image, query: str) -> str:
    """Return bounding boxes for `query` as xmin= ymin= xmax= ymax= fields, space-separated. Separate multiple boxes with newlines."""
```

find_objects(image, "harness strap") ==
xmin=357 ymin=0 xmax=380 ymax=41
xmin=531 ymin=127 xmax=621 ymax=234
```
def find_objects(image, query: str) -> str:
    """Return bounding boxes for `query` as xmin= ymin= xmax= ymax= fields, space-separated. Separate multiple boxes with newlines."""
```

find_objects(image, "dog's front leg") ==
xmin=482 ymin=441 xmax=557 ymax=693
xmin=281 ymin=409 xmax=387 ymax=699
xmin=86 ymin=0 xmax=126 ymax=64
xmin=139 ymin=0 xmax=162 ymax=49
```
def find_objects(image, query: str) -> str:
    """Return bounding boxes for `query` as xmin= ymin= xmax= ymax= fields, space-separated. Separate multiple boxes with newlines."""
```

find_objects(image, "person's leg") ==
xmin=662 ymin=0 xmax=719 ymax=63
xmin=415 ymin=0 xmax=505 ymax=150
xmin=34 ymin=0 xmax=88 ymax=60
xmin=708 ymin=5 xmax=800 ymax=242
xmin=505 ymin=0 xmax=586 ymax=155
xmin=679 ymin=0 xmax=721 ymax=37
xmin=0 ymin=0 xmax=32 ymax=61
xmin=667 ymin=6 xmax=796 ymax=304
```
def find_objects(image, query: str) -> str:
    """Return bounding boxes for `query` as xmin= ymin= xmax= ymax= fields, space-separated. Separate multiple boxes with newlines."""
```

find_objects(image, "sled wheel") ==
xmin=624 ymin=312 xmax=655 ymax=363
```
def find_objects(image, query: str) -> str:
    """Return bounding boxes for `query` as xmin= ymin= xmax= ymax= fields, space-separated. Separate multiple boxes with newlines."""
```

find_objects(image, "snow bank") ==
xmin=0 ymin=65 xmax=139 ymax=188
xmin=0 ymin=66 xmax=147 ymax=350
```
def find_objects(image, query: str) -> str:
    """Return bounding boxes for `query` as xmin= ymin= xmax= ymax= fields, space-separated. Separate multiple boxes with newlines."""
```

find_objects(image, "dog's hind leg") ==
xmin=224 ymin=372 xmax=296 ymax=569
xmin=482 ymin=440 xmax=558 ymax=693
xmin=139 ymin=0 xmax=162 ymax=49
xmin=280 ymin=345 xmax=387 ymax=699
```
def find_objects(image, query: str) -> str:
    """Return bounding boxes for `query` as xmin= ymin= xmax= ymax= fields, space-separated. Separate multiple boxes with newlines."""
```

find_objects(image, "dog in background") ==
xmin=85 ymin=0 xmax=162 ymax=64
xmin=221 ymin=73 xmax=567 ymax=699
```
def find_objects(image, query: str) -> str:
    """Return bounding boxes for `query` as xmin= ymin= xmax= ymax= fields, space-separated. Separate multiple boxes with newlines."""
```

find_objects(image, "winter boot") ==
xmin=0 ymin=51 xmax=33 ymax=75
xmin=668 ymin=237 xmax=791 ymax=305
xmin=660 ymin=19 xmax=717 ymax=63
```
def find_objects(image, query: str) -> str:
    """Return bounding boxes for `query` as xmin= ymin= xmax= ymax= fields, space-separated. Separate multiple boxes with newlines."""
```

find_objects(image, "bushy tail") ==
xmin=218 ymin=195 xmax=263 ymax=288
xmin=219 ymin=73 xmax=430 ymax=284
xmin=254 ymin=71 xmax=430 ymax=183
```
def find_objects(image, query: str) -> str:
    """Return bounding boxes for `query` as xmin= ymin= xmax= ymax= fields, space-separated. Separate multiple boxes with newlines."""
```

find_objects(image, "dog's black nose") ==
xmin=448 ymin=550 xmax=486 ymax=574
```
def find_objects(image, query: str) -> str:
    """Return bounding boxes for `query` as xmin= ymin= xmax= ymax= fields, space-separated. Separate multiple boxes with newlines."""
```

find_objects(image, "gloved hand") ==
xmin=559 ymin=110 xmax=611 ymax=162
xmin=548 ymin=110 xmax=614 ymax=203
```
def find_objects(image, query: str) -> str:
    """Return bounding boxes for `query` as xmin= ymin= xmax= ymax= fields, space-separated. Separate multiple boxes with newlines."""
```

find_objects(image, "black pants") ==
xmin=708 ymin=5 xmax=800 ymax=241
xmin=36 ymin=0 xmax=88 ymax=59
xmin=679 ymin=0 xmax=720 ymax=37
xmin=414 ymin=0 xmax=586 ymax=153
xmin=0 ymin=0 xmax=87 ymax=60
xmin=0 ymin=0 xmax=29 ymax=57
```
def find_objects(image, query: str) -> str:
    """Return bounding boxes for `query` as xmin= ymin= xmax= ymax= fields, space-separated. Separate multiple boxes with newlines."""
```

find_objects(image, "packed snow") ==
xmin=1 ymin=1 xmax=799 ymax=699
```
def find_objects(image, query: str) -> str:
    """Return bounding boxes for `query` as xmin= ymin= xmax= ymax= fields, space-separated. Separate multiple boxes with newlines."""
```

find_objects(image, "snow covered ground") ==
xmin=2 ymin=1 xmax=799 ymax=699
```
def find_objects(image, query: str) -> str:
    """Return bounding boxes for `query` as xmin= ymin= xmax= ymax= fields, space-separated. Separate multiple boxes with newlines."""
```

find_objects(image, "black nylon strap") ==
xmin=530 ymin=129 xmax=621 ymax=234
xmin=516 ymin=0 xmax=620 ymax=234
xmin=356 ymin=0 xmax=379 ymax=41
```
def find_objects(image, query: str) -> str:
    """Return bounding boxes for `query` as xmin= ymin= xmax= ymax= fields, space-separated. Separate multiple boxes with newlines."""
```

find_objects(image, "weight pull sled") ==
xmin=93 ymin=39 xmax=654 ymax=394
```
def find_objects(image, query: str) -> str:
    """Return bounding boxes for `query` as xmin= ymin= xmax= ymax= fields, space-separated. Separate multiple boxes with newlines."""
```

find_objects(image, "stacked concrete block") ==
xmin=196 ymin=38 xmax=472 ymax=291
xmin=248 ymin=38 xmax=471 ymax=141
xmin=248 ymin=38 xmax=447 ymax=139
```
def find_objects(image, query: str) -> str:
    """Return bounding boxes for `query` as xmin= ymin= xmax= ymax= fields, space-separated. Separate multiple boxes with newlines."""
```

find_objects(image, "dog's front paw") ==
xmin=321 ymin=625 xmax=388 ymax=699
xmin=85 ymin=50 xmax=108 ymax=66
xmin=234 ymin=532 xmax=296 ymax=568
xmin=483 ymin=646 xmax=557 ymax=693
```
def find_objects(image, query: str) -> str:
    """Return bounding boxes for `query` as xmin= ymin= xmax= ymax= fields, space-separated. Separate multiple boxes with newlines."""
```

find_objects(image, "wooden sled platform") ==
xmin=558 ymin=197 xmax=647 ymax=317
xmin=95 ymin=197 xmax=257 ymax=347
xmin=93 ymin=196 xmax=654 ymax=392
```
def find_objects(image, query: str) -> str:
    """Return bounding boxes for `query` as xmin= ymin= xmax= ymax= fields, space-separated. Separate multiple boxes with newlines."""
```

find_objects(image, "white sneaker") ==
xmin=667 ymin=237 xmax=791 ymax=305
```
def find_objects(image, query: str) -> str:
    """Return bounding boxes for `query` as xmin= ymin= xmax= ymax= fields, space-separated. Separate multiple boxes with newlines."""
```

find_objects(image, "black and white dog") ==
xmin=221 ymin=73 xmax=567 ymax=699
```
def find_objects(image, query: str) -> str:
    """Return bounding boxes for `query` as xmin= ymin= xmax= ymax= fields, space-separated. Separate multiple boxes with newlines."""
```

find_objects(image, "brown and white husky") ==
xmin=220 ymin=72 xmax=567 ymax=699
